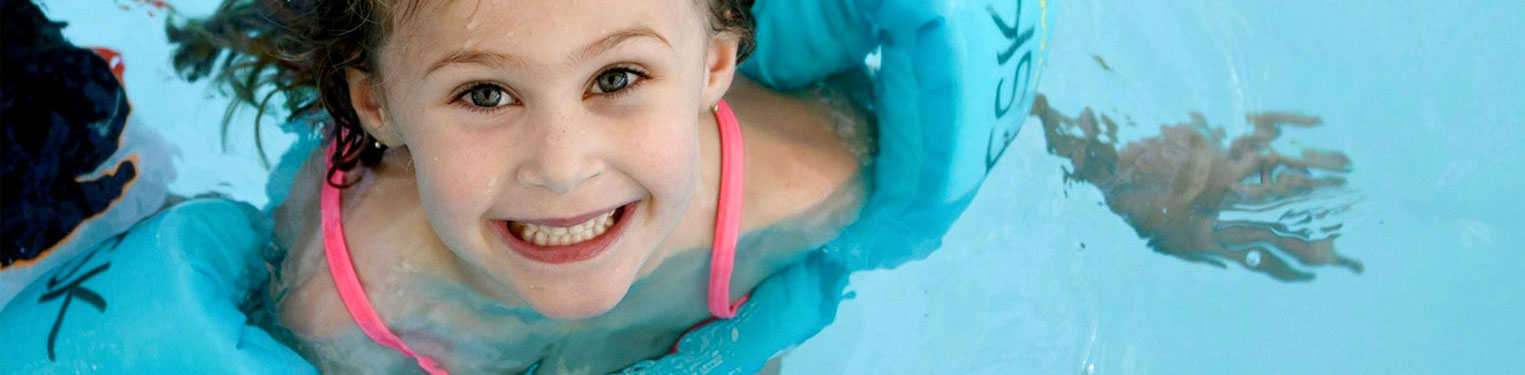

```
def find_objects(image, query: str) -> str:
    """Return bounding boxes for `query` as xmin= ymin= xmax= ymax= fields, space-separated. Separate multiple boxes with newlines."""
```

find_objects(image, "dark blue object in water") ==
xmin=1 ymin=0 xmax=137 ymax=266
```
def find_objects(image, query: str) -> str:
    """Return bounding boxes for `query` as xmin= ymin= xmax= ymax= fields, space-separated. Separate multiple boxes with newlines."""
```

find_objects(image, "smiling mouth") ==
xmin=507 ymin=206 xmax=624 ymax=246
xmin=496 ymin=201 xmax=636 ymax=264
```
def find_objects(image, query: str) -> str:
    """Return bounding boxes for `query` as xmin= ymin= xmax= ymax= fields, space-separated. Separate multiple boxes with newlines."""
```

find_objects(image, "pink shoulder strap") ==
xmin=709 ymin=99 xmax=747 ymax=318
xmin=321 ymin=146 xmax=449 ymax=375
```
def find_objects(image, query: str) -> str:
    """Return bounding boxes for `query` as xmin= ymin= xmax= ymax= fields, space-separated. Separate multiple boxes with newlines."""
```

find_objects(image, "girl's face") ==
xmin=349 ymin=0 xmax=737 ymax=318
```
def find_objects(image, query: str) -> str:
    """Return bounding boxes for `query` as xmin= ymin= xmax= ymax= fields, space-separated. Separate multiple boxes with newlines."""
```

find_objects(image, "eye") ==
xmin=458 ymin=83 xmax=512 ymax=108
xmin=589 ymin=68 xmax=644 ymax=95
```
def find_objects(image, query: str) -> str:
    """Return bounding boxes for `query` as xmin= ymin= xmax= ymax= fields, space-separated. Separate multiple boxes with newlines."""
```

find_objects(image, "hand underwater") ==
xmin=1032 ymin=94 xmax=1362 ymax=281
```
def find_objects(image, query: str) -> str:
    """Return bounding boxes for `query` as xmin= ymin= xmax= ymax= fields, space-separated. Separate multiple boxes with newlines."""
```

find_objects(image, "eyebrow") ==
xmin=424 ymin=25 xmax=671 ymax=76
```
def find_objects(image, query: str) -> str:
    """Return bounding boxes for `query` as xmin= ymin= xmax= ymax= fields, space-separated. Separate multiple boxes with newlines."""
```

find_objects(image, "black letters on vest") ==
xmin=985 ymin=0 xmax=1038 ymax=170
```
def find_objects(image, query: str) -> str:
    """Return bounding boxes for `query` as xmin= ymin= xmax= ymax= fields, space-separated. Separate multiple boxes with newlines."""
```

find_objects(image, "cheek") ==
xmin=402 ymin=123 xmax=506 ymax=224
xmin=613 ymin=110 xmax=701 ymax=201
xmin=416 ymin=162 xmax=480 ymax=211
xmin=412 ymin=161 xmax=496 ymax=237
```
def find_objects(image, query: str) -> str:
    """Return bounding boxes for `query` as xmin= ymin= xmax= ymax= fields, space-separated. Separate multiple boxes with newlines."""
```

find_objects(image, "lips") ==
xmin=495 ymin=201 xmax=637 ymax=264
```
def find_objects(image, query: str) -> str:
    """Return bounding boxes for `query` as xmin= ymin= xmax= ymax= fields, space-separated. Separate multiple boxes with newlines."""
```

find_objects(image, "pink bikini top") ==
xmin=320 ymin=100 xmax=747 ymax=374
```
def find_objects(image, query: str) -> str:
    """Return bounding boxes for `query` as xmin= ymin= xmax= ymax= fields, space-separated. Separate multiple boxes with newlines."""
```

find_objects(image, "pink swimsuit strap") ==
xmin=709 ymin=99 xmax=747 ymax=318
xmin=319 ymin=100 xmax=747 ymax=374
xmin=320 ymin=150 xmax=449 ymax=374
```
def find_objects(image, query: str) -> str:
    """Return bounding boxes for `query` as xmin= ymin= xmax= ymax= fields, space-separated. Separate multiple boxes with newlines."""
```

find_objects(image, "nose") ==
xmin=516 ymin=110 xmax=602 ymax=194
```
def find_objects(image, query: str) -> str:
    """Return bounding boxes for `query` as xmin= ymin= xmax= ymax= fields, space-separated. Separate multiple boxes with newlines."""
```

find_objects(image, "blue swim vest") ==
xmin=0 ymin=199 xmax=317 ymax=374
xmin=633 ymin=0 xmax=1051 ymax=372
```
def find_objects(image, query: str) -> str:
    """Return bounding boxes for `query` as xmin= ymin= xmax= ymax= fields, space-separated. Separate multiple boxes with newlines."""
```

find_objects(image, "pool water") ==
xmin=24 ymin=0 xmax=1525 ymax=374
xmin=782 ymin=1 xmax=1524 ymax=374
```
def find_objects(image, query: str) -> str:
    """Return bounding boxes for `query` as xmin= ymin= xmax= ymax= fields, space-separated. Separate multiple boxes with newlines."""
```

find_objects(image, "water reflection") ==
xmin=1031 ymin=94 xmax=1361 ymax=281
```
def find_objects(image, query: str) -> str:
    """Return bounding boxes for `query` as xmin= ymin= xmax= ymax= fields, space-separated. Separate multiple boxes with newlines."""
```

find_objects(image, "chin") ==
xmin=522 ymin=282 xmax=630 ymax=320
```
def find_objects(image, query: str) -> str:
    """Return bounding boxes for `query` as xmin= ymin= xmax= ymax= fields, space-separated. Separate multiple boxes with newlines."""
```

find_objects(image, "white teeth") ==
xmin=512 ymin=208 xmax=620 ymax=247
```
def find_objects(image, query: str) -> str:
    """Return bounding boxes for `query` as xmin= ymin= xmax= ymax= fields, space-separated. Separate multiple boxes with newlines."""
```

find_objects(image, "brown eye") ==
xmin=591 ymin=70 xmax=632 ymax=94
xmin=465 ymin=85 xmax=507 ymax=107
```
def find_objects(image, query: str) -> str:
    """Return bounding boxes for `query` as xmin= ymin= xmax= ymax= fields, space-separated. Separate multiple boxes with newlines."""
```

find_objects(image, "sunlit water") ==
xmin=26 ymin=0 xmax=1525 ymax=374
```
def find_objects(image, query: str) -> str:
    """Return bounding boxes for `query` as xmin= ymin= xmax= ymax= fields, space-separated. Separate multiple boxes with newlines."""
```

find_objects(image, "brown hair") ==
xmin=169 ymin=0 xmax=755 ymax=187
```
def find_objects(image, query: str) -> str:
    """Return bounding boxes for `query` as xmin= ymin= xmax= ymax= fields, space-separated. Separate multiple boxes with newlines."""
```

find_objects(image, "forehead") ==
xmin=388 ymin=0 xmax=705 ymax=69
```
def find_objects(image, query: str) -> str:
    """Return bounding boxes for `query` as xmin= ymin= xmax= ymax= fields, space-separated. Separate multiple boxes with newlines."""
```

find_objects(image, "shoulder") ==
xmin=270 ymin=148 xmax=443 ymax=340
xmin=727 ymin=77 xmax=865 ymax=229
xmin=269 ymin=150 xmax=355 ymax=339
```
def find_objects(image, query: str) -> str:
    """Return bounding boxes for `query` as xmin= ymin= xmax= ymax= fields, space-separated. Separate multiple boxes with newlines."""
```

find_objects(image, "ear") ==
xmin=345 ymin=68 xmax=403 ymax=146
xmin=700 ymin=33 xmax=740 ymax=109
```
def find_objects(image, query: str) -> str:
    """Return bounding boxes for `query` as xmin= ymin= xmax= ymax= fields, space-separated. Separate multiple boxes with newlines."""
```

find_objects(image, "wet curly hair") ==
xmin=168 ymin=0 xmax=755 ymax=187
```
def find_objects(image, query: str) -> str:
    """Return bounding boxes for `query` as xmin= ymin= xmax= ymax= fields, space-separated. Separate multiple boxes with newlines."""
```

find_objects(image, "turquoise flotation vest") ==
xmin=0 ymin=199 xmax=317 ymax=374
xmin=636 ymin=0 xmax=1050 ymax=373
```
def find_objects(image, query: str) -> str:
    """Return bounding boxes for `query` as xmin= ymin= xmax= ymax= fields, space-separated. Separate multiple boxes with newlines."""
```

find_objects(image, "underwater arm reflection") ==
xmin=1030 ymin=94 xmax=1361 ymax=281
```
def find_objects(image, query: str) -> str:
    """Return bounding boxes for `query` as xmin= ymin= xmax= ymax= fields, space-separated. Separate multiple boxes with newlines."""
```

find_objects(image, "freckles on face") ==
xmin=362 ymin=0 xmax=721 ymax=316
xmin=378 ymin=0 xmax=715 ymax=202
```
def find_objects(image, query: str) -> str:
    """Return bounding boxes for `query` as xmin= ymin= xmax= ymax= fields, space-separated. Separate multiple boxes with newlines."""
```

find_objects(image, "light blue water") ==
xmin=784 ymin=1 xmax=1525 ymax=374
xmin=30 ymin=0 xmax=1525 ymax=374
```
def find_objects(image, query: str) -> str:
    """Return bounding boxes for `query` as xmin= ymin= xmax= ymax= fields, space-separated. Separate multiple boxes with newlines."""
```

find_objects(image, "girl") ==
xmin=173 ymin=0 xmax=871 ymax=373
